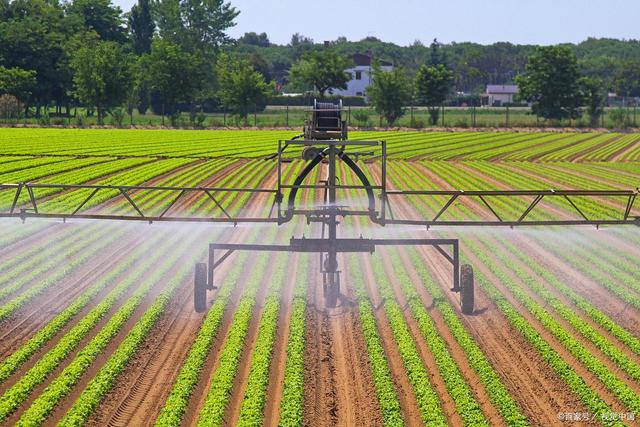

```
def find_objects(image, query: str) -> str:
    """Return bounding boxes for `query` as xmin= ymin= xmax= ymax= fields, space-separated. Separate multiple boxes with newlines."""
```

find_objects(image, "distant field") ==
xmin=1 ymin=128 xmax=640 ymax=161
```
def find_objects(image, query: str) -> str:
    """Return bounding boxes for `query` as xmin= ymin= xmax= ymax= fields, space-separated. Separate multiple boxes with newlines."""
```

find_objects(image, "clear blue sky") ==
xmin=113 ymin=0 xmax=640 ymax=46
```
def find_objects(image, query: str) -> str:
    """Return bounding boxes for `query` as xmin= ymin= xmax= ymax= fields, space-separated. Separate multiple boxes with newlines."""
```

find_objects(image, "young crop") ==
xmin=56 ymin=261 xmax=196 ymax=427
xmin=0 ymin=234 xmax=162 ymax=384
xmin=154 ymin=252 xmax=249 ymax=426
xmin=7 ymin=234 xmax=192 ymax=425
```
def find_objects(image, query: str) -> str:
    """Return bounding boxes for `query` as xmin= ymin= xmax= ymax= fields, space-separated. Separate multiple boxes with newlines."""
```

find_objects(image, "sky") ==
xmin=113 ymin=0 xmax=640 ymax=46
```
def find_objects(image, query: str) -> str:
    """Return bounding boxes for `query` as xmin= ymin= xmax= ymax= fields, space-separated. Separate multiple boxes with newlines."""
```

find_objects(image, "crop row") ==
xmin=347 ymin=255 xmax=404 ymax=426
xmin=0 ymin=226 xmax=127 ymax=322
xmin=2 ymin=128 xmax=639 ymax=161
xmin=0 ymin=233 xmax=162 ymax=384
xmin=0 ymin=225 xmax=107 ymax=299
xmin=0 ymin=232 xmax=186 ymax=424
xmin=194 ymin=162 xmax=304 ymax=426
xmin=386 ymin=160 xmax=633 ymax=423
xmin=277 ymin=254 xmax=308 ymax=427
xmin=55 ymin=248 xmax=199 ymax=426
xmin=383 ymin=163 xmax=529 ymax=426
xmin=276 ymin=166 xmax=318 ymax=427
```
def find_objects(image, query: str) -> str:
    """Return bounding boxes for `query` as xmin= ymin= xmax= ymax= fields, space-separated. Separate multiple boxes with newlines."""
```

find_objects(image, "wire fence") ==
xmin=2 ymin=105 xmax=639 ymax=129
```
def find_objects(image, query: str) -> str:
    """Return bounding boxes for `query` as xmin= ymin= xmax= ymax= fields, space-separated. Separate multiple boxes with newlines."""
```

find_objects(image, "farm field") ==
xmin=0 ymin=128 xmax=638 ymax=426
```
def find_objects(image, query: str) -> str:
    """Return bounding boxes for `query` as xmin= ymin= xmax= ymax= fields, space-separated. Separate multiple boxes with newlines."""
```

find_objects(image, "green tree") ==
xmin=70 ymin=39 xmax=132 ymax=124
xmin=579 ymin=76 xmax=605 ymax=127
xmin=152 ymin=0 xmax=238 ymax=55
xmin=217 ymin=54 xmax=272 ymax=124
xmin=0 ymin=66 xmax=37 ymax=103
xmin=289 ymin=50 xmax=351 ymax=97
xmin=414 ymin=64 xmax=454 ymax=125
xmin=140 ymin=39 xmax=203 ymax=119
xmin=612 ymin=61 xmax=640 ymax=99
xmin=66 ymin=0 xmax=126 ymax=43
xmin=238 ymin=31 xmax=270 ymax=47
xmin=0 ymin=0 xmax=71 ymax=113
xmin=367 ymin=64 xmax=411 ymax=126
xmin=128 ymin=0 xmax=154 ymax=55
xmin=515 ymin=46 xmax=583 ymax=121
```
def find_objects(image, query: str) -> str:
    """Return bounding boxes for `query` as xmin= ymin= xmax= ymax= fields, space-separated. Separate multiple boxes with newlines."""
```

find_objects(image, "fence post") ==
xmin=441 ymin=105 xmax=445 ymax=127
xmin=634 ymin=105 xmax=637 ymax=127
xmin=506 ymin=105 xmax=510 ymax=127
xmin=223 ymin=111 xmax=226 ymax=126
xmin=286 ymin=104 xmax=289 ymax=127
xmin=348 ymin=105 xmax=351 ymax=126
xmin=601 ymin=109 xmax=605 ymax=128
xmin=254 ymin=111 xmax=257 ymax=127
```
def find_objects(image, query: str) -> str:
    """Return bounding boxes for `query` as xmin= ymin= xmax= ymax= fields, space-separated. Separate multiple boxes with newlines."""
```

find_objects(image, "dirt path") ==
xmin=301 ymin=163 xmax=383 ymax=427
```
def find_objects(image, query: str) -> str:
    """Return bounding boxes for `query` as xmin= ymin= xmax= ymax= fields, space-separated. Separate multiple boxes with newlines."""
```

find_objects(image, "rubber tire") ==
xmin=326 ymin=274 xmax=339 ymax=308
xmin=460 ymin=264 xmax=474 ymax=315
xmin=194 ymin=263 xmax=207 ymax=313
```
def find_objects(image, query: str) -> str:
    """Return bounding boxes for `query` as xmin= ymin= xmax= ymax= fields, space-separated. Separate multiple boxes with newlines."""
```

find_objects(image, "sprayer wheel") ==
xmin=194 ymin=263 xmax=207 ymax=313
xmin=460 ymin=264 xmax=474 ymax=315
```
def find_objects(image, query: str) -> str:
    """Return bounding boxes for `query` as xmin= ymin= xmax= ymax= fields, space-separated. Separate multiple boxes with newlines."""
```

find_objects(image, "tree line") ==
xmin=1 ymin=0 xmax=639 ymax=126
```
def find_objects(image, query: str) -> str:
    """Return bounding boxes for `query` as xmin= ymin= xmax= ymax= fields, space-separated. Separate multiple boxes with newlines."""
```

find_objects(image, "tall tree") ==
xmin=128 ymin=0 xmax=154 ymax=55
xmin=0 ymin=66 xmax=37 ymax=103
xmin=70 ymin=39 xmax=132 ymax=124
xmin=428 ymin=38 xmax=445 ymax=66
xmin=238 ymin=31 xmax=270 ymax=47
xmin=289 ymin=50 xmax=351 ymax=97
xmin=414 ymin=64 xmax=454 ymax=124
xmin=66 ymin=0 xmax=126 ymax=43
xmin=0 ymin=0 xmax=71 ymax=112
xmin=153 ymin=0 xmax=238 ymax=55
xmin=367 ymin=64 xmax=411 ymax=126
xmin=612 ymin=61 xmax=640 ymax=99
xmin=515 ymin=46 xmax=583 ymax=121
xmin=579 ymin=76 xmax=605 ymax=126
xmin=217 ymin=54 xmax=272 ymax=124
xmin=139 ymin=39 xmax=203 ymax=117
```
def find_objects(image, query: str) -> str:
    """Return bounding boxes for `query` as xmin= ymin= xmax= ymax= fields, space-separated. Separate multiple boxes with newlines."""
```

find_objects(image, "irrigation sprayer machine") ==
xmin=2 ymin=100 xmax=639 ymax=314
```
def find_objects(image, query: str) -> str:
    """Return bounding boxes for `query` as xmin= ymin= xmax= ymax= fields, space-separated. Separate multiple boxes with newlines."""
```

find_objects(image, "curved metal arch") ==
xmin=280 ymin=147 xmax=378 ymax=223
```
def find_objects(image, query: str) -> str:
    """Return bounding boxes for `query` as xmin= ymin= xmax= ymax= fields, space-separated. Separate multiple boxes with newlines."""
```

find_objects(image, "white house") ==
xmin=484 ymin=85 xmax=519 ymax=106
xmin=331 ymin=53 xmax=393 ymax=97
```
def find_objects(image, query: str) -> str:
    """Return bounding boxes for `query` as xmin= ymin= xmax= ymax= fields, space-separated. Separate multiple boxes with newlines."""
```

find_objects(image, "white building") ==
xmin=484 ymin=85 xmax=519 ymax=106
xmin=331 ymin=53 xmax=393 ymax=97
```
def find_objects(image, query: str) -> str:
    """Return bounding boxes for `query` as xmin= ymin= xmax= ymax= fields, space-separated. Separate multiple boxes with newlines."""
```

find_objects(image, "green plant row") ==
xmin=9 ymin=233 xmax=192 ymax=425
xmin=154 ymin=160 xmax=292 ymax=426
xmin=0 ymin=225 xmax=107 ymax=298
xmin=54 ymin=257 xmax=198 ymax=427
xmin=466 ymin=243 xmax=625 ymax=425
xmin=154 ymin=251 xmax=250 ymax=427
xmin=0 ymin=226 xmax=127 ymax=322
xmin=0 ymin=233 xmax=165 ymax=384
xmin=495 ymin=236 xmax=640 ymax=357
xmin=195 ymin=251 xmax=272 ymax=427
xmin=40 ymin=158 xmax=195 ymax=212
xmin=404 ymin=249 xmax=529 ymax=426
xmin=276 ymin=166 xmax=319 ymax=427
xmin=347 ymin=255 xmax=404 ymax=426
xmin=237 ymin=252 xmax=290 ymax=425
xmin=485 ymin=238 xmax=640 ymax=384
xmin=372 ymin=252 xmax=486 ymax=426
xmin=387 ymin=160 xmax=529 ymax=426
xmin=277 ymin=255 xmax=309 ymax=427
